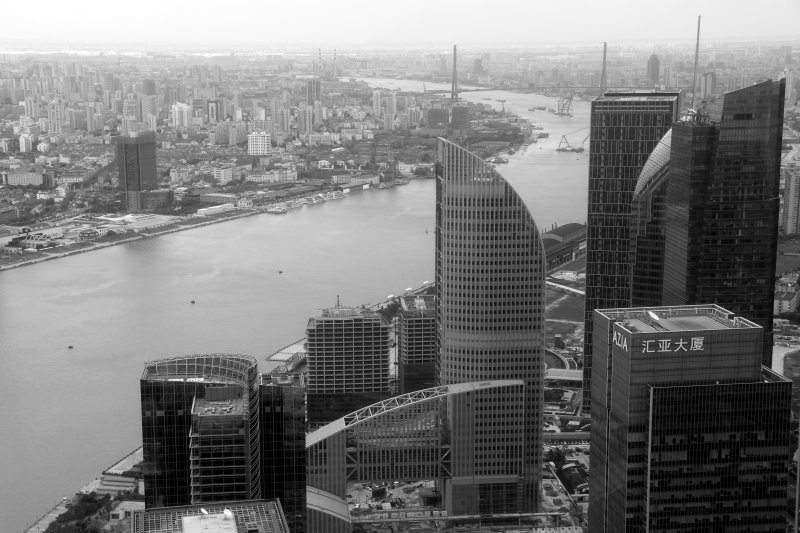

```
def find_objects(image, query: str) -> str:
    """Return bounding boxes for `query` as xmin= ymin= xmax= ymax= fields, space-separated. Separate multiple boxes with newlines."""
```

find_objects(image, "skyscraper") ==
xmin=589 ymin=304 xmax=791 ymax=532
xmin=372 ymin=90 xmax=381 ymax=117
xmin=306 ymin=77 xmax=321 ymax=106
xmin=259 ymin=378 xmax=306 ymax=533
xmin=582 ymin=90 xmax=680 ymax=412
xmin=783 ymin=161 xmax=800 ymax=235
xmin=436 ymin=138 xmax=545 ymax=514
xmin=646 ymin=54 xmax=660 ymax=86
xmin=630 ymin=80 xmax=785 ymax=366
xmin=305 ymin=306 xmax=391 ymax=428
xmin=140 ymin=354 xmax=261 ymax=509
xmin=116 ymin=131 xmax=157 ymax=212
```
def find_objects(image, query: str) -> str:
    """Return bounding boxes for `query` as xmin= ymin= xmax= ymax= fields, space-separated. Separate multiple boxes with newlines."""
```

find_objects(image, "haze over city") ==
xmin=1 ymin=1 xmax=800 ymax=532
xmin=2 ymin=0 xmax=800 ymax=49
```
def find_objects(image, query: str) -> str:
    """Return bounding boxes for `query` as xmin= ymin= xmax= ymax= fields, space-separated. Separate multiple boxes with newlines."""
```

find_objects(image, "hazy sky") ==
xmin=4 ymin=0 xmax=799 ymax=49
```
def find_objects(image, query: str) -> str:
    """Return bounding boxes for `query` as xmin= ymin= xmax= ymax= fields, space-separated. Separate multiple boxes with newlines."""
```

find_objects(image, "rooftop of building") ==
xmin=192 ymin=396 xmax=247 ymax=417
xmin=130 ymin=500 xmax=288 ymax=533
xmin=598 ymin=304 xmax=760 ymax=334
xmin=399 ymin=294 xmax=435 ymax=315
xmin=141 ymin=353 xmax=257 ymax=384
xmin=597 ymin=89 xmax=682 ymax=102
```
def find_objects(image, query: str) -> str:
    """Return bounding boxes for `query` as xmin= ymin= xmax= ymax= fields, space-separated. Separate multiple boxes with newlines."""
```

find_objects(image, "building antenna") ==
xmin=451 ymin=44 xmax=458 ymax=102
xmin=691 ymin=15 xmax=701 ymax=109
xmin=600 ymin=42 xmax=607 ymax=92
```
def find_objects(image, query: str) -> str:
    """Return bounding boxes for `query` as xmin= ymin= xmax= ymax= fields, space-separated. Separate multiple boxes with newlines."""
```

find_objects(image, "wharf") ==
xmin=22 ymin=447 xmax=143 ymax=533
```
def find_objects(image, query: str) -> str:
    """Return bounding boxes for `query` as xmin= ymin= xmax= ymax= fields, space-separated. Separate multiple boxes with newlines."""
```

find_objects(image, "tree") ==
xmin=420 ymin=152 xmax=433 ymax=163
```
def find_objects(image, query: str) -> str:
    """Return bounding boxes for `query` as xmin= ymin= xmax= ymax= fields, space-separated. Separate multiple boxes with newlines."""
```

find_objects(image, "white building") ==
xmin=19 ymin=134 xmax=34 ymax=153
xmin=372 ymin=90 xmax=381 ymax=117
xmin=247 ymin=131 xmax=271 ymax=156
xmin=213 ymin=166 xmax=234 ymax=185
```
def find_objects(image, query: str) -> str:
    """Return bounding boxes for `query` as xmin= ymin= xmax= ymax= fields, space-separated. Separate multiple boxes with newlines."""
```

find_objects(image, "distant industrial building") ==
xmin=589 ymin=304 xmax=791 ymax=532
xmin=397 ymin=294 xmax=436 ymax=393
xmin=305 ymin=306 xmax=391 ymax=427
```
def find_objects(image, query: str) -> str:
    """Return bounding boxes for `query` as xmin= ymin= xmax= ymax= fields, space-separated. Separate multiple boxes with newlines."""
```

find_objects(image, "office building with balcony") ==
xmin=588 ymin=305 xmax=791 ymax=532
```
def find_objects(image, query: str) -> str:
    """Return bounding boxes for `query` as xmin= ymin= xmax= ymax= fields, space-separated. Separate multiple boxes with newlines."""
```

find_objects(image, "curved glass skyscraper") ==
xmin=435 ymin=138 xmax=545 ymax=514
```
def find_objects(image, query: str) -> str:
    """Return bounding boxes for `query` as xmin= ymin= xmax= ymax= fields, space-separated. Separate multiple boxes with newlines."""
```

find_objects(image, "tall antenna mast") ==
xmin=691 ymin=15 xmax=701 ymax=108
xmin=600 ymin=42 xmax=607 ymax=92
xmin=451 ymin=44 xmax=458 ymax=102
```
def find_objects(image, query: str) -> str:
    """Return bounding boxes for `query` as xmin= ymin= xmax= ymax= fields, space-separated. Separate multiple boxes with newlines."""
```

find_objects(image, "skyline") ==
xmin=2 ymin=0 xmax=800 ymax=50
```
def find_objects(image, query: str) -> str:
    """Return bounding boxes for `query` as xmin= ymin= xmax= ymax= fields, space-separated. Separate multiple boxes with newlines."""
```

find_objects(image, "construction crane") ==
xmin=556 ymin=130 xmax=589 ymax=153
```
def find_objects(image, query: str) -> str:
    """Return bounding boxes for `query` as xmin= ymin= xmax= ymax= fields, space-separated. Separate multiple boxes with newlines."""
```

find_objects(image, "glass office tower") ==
xmin=629 ymin=80 xmax=786 ymax=367
xmin=589 ymin=305 xmax=791 ymax=532
xmin=436 ymin=138 xmax=544 ymax=513
xmin=116 ymin=130 xmax=157 ymax=212
xmin=140 ymin=354 xmax=260 ymax=508
xmin=582 ymin=91 xmax=681 ymax=413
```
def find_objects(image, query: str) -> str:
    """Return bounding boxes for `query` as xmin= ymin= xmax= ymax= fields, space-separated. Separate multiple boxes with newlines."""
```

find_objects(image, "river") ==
xmin=0 ymin=79 xmax=589 ymax=532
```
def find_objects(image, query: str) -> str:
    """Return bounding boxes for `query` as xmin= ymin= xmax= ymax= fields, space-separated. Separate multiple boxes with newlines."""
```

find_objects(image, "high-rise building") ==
xmin=259 ymin=378 xmax=306 ymax=533
xmin=248 ymin=132 xmax=271 ymax=156
xmin=306 ymin=78 xmax=321 ymax=106
xmin=171 ymin=103 xmax=192 ymax=131
xmin=436 ymin=138 xmax=545 ymax=514
xmin=372 ymin=90 xmax=381 ymax=117
xmin=783 ymin=162 xmax=800 ymax=234
xmin=630 ymin=80 xmax=785 ymax=366
xmin=582 ymin=90 xmax=680 ymax=412
xmin=305 ymin=306 xmax=391 ymax=427
xmin=646 ymin=54 xmax=660 ymax=86
xmin=116 ymin=131 xmax=158 ymax=212
xmin=140 ymin=354 xmax=261 ymax=508
xmin=140 ymin=95 xmax=158 ymax=123
xmin=141 ymin=78 xmax=156 ymax=96
xmin=589 ymin=304 xmax=791 ymax=532
xmin=397 ymin=294 xmax=436 ymax=394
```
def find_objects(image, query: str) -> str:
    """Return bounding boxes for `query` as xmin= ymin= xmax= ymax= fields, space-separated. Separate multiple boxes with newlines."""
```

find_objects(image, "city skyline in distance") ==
xmin=2 ymin=0 xmax=799 ymax=50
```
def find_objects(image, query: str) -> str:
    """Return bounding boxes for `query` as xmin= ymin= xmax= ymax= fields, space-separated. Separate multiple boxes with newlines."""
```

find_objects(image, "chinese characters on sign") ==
xmin=641 ymin=337 xmax=704 ymax=353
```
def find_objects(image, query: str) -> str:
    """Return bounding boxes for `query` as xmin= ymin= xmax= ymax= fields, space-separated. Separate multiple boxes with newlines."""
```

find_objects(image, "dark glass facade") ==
xmin=140 ymin=354 xmax=260 ymax=509
xmin=397 ymin=294 xmax=437 ymax=394
xmin=436 ymin=138 xmax=544 ymax=513
xmin=116 ymin=131 xmax=157 ymax=212
xmin=583 ymin=91 xmax=680 ymax=413
xmin=630 ymin=130 xmax=671 ymax=307
xmin=259 ymin=380 xmax=306 ymax=533
xmin=661 ymin=80 xmax=786 ymax=367
xmin=588 ymin=305 xmax=792 ymax=533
